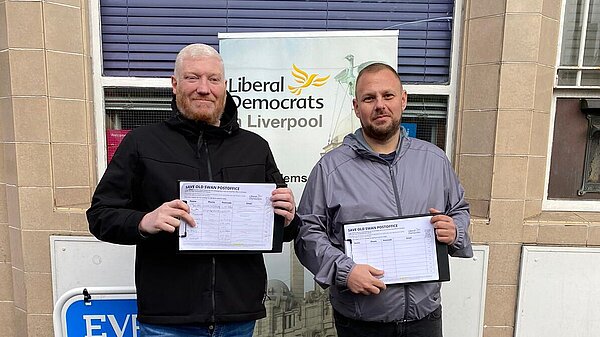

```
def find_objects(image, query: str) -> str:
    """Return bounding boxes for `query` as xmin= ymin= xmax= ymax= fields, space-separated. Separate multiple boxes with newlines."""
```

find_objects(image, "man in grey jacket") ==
xmin=295 ymin=62 xmax=472 ymax=337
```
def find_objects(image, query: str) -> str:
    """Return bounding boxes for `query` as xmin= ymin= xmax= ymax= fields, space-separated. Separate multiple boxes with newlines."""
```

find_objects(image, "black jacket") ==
xmin=87 ymin=93 xmax=299 ymax=324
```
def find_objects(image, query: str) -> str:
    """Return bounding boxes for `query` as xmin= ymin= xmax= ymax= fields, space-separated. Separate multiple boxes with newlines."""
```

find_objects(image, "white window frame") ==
xmin=89 ymin=0 xmax=464 ymax=181
xmin=555 ymin=0 xmax=600 ymax=89
xmin=543 ymin=0 xmax=600 ymax=211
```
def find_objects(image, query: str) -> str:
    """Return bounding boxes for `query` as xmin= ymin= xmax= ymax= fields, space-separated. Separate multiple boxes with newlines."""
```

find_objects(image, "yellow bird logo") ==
xmin=288 ymin=64 xmax=330 ymax=95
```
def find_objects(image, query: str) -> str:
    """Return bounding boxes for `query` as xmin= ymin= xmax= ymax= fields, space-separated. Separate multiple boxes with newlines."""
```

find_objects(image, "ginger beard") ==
xmin=175 ymin=85 xmax=225 ymax=125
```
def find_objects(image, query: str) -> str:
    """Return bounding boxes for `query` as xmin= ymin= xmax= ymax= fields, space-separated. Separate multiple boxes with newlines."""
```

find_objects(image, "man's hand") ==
xmin=429 ymin=208 xmax=456 ymax=244
xmin=346 ymin=264 xmax=386 ymax=295
xmin=139 ymin=199 xmax=196 ymax=235
xmin=271 ymin=187 xmax=296 ymax=226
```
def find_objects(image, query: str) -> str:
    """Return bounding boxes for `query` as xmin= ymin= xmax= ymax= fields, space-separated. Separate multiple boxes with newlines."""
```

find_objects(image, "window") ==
xmin=91 ymin=0 xmax=463 ymax=176
xmin=547 ymin=98 xmax=600 ymax=201
xmin=545 ymin=0 xmax=600 ymax=211
xmin=556 ymin=0 xmax=600 ymax=88
xmin=104 ymin=87 xmax=173 ymax=162
xmin=284 ymin=313 xmax=295 ymax=329
xmin=404 ymin=95 xmax=448 ymax=149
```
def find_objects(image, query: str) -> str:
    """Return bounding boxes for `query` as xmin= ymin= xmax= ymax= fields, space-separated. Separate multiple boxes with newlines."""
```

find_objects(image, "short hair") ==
xmin=174 ymin=43 xmax=224 ymax=79
xmin=354 ymin=62 xmax=402 ymax=96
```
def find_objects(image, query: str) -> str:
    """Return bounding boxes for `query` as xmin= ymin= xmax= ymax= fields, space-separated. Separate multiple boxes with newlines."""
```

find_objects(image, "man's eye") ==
xmin=184 ymin=75 xmax=198 ymax=81
xmin=209 ymin=77 xmax=221 ymax=83
xmin=384 ymin=94 xmax=395 ymax=99
xmin=363 ymin=96 xmax=374 ymax=103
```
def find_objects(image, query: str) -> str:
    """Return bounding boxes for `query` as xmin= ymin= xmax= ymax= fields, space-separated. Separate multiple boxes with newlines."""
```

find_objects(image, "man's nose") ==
xmin=195 ymin=78 xmax=210 ymax=94
xmin=374 ymin=97 xmax=386 ymax=110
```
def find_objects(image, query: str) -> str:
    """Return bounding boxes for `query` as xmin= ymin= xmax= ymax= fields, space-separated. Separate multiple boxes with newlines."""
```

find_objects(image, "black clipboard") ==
xmin=343 ymin=213 xmax=450 ymax=283
xmin=176 ymin=180 xmax=284 ymax=253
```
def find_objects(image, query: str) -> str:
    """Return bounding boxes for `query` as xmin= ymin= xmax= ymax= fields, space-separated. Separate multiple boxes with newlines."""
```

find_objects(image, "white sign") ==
xmin=219 ymin=31 xmax=399 ymax=199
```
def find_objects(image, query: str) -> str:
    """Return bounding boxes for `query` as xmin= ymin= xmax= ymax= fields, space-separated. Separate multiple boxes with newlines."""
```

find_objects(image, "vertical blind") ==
xmin=100 ymin=0 xmax=455 ymax=84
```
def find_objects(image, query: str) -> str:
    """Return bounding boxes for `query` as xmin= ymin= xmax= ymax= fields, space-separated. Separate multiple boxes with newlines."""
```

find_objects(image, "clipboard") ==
xmin=343 ymin=214 xmax=450 ymax=284
xmin=176 ymin=180 xmax=284 ymax=253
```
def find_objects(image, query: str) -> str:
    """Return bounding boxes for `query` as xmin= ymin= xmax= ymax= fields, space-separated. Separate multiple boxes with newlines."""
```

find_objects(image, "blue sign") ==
xmin=64 ymin=298 xmax=138 ymax=337
xmin=402 ymin=123 xmax=417 ymax=138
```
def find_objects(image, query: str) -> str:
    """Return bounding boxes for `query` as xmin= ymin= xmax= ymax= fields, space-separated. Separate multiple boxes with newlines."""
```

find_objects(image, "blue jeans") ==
xmin=138 ymin=321 xmax=256 ymax=337
xmin=333 ymin=306 xmax=443 ymax=337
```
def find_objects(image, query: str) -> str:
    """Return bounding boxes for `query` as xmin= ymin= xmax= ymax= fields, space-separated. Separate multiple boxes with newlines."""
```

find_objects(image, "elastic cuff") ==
xmin=335 ymin=259 xmax=355 ymax=287
xmin=450 ymin=227 xmax=463 ymax=249
xmin=137 ymin=226 xmax=149 ymax=239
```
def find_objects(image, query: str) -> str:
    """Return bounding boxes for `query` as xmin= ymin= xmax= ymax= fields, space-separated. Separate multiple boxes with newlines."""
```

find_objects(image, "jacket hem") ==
xmin=137 ymin=310 xmax=267 ymax=325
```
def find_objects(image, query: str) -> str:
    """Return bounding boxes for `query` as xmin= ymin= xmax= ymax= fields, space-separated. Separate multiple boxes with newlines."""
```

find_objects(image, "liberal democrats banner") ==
xmin=219 ymin=31 xmax=398 ymax=199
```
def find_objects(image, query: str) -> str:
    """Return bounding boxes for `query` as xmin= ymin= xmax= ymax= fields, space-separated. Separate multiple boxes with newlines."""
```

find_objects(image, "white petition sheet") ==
xmin=343 ymin=215 xmax=439 ymax=284
xmin=178 ymin=182 xmax=275 ymax=251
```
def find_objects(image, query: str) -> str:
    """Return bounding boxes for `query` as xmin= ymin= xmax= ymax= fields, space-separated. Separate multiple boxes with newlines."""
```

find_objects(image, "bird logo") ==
xmin=288 ymin=64 xmax=330 ymax=95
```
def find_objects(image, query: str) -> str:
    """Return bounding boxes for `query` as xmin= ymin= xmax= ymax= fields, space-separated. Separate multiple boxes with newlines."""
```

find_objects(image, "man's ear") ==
xmin=171 ymin=76 xmax=178 ymax=95
xmin=401 ymin=90 xmax=408 ymax=110
xmin=353 ymin=98 xmax=359 ymax=117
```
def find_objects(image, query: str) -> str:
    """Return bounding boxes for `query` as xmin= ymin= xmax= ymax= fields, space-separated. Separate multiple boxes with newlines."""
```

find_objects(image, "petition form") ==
xmin=178 ymin=181 xmax=275 ymax=251
xmin=343 ymin=215 xmax=439 ymax=284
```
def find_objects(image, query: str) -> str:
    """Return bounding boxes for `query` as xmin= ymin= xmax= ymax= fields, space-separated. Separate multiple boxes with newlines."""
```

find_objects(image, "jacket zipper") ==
xmin=197 ymin=131 xmax=213 ymax=180
xmin=388 ymin=163 xmax=409 ymax=322
xmin=388 ymin=165 xmax=402 ymax=216
xmin=198 ymin=131 xmax=216 ymax=322
xmin=211 ymin=256 xmax=216 ymax=322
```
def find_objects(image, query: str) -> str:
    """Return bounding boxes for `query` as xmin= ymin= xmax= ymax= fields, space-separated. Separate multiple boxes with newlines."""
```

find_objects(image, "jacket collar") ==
xmin=344 ymin=126 xmax=409 ymax=161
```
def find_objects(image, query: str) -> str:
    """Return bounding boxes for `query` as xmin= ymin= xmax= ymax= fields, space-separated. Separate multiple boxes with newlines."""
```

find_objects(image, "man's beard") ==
xmin=361 ymin=117 xmax=401 ymax=142
xmin=176 ymin=94 xmax=223 ymax=125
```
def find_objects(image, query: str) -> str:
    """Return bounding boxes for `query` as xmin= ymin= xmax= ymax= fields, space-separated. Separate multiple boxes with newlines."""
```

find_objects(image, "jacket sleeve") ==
xmin=294 ymin=162 xmax=355 ymax=289
xmin=443 ymin=159 xmax=473 ymax=258
xmin=87 ymin=132 xmax=147 ymax=245
xmin=283 ymin=215 xmax=301 ymax=242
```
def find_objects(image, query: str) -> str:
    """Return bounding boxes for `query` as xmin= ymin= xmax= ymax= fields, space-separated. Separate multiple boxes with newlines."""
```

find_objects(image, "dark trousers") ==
xmin=333 ymin=306 xmax=443 ymax=337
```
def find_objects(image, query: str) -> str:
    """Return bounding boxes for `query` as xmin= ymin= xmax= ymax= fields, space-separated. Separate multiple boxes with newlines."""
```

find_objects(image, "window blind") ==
xmin=100 ymin=0 xmax=454 ymax=84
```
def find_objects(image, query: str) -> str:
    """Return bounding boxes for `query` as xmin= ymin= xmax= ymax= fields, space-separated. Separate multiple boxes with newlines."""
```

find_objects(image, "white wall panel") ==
xmin=50 ymin=236 xmax=136 ymax=304
xmin=442 ymin=245 xmax=488 ymax=337
xmin=516 ymin=246 xmax=600 ymax=337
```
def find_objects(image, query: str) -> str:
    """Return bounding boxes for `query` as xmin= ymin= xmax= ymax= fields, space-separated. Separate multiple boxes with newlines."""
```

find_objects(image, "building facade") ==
xmin=1 ymin=0 xmax=599 ymax=336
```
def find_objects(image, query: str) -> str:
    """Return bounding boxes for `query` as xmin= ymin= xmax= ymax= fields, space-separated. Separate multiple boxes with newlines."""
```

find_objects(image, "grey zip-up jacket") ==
xmin=295 ymin=128 xmax=472 ymax=322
